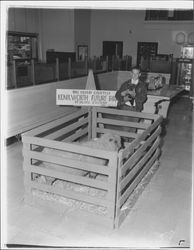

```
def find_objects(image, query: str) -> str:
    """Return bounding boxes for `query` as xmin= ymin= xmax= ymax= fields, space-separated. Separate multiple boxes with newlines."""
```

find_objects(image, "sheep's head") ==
xmin=100 ymin=133 xmax=121 ymax=151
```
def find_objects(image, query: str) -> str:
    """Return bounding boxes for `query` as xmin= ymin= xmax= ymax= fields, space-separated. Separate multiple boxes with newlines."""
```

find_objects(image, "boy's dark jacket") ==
xmin=115 ymin=79 xmax=147 ymax=112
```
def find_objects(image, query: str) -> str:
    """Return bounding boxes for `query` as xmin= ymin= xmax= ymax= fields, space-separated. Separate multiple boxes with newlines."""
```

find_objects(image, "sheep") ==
xmin=33 ymin=133 xmax=121 ymax=184
xmin=80 ymin=133 xmax=121 ymax=151
xmin=77 ymin=133 xmax=121 ymax=178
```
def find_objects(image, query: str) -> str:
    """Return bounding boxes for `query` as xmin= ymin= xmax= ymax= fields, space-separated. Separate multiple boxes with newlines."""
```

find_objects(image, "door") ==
xmin=102 ymin=41 xmax=123 ymax=59
xmin=137 ymin=42 xmax=158 ymax=71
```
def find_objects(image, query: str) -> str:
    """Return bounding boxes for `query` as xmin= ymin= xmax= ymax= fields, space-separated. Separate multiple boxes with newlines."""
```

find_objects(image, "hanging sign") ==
xmin=56 ymin=89 xmax=117 ymax=107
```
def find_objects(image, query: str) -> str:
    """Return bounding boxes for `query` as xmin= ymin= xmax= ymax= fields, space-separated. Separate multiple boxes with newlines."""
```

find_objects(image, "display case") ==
xmin=149 ymin=54 xmax=173 ymax=73
xmin=7 ymin=31 xmax=38 ymax=63
xmin=176 ymin=46 xmax=194 ymax=95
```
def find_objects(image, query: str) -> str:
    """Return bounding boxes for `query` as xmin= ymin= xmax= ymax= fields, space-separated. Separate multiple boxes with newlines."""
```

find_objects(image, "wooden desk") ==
xmin=143 ymin=85 xmax=184 ymax=118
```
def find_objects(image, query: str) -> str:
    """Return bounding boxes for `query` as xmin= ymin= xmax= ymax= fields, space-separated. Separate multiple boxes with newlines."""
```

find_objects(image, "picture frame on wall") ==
xmin=77 ymin=45 xmax=88 ymax=61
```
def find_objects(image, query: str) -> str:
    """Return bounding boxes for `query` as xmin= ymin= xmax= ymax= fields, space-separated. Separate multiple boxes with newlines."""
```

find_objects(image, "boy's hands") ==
xmin=128 ymin=90 xmax=136 ymax=98
xmin=121 ymin=89 xmax=136 ymax=99
xmin=123 ymin=95 xmax=132 ymax=102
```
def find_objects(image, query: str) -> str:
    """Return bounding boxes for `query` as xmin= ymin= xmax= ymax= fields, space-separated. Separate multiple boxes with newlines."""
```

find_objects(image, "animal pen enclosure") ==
xmin=22 ymin=107 xmax=162 ymax=229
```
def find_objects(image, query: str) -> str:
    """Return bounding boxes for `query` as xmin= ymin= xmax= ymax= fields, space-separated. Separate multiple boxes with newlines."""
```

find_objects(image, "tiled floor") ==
xmin=4 ymin=96 xmax=193 ymax=248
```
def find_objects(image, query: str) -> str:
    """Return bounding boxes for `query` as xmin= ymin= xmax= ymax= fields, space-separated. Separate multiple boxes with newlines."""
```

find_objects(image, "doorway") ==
xmin=102 ymin=41 xmax=123 ymax=59
xmin=137 ymin=42 xmax=158 ymax=71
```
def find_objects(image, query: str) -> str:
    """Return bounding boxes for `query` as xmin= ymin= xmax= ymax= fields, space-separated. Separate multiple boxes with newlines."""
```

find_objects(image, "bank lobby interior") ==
xmin=2 ymin=6 xmax=194 ymax=249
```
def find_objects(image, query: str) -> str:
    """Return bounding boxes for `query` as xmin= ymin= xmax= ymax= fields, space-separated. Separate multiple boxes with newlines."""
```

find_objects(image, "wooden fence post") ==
xmin=118 ymin=57 xmax=121 ymax=70
xmin=55 ymin=58 xmax=59 ymax=81
xmin=93 ymin=56 xmax=97 ymax=72
xmin=106 ymin=56 xmax=109 ymax=72
xmin=31 ymin=59 xmax=35 ymax=85
xmin=85 ymin=57 xmax=88 ymax=75
xmin=112 ymin=55 xmax=114 ymax=71
xmin=68 ymin=57 xmax=71 ymax=79
xmin=23 ymin=143 xmax=33 ymax=204
xmin=126 ymin=55 xmax=128 ymax=71
xmin=12 ymin=59 xmax=17 ymax=88
xmin=88 ymin=58 xmax=92 ymax=70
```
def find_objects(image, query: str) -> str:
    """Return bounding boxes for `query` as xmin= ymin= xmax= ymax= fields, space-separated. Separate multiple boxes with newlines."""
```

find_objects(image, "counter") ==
xmin=144 ymin=85 xmax=184 ymax=118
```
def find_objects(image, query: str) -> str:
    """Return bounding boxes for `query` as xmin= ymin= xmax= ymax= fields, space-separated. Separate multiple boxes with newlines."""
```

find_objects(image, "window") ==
xmin=145 ymin=9 xmax=194 ymax=21
xmin=145 ymin=10 xmax=168 ymax=21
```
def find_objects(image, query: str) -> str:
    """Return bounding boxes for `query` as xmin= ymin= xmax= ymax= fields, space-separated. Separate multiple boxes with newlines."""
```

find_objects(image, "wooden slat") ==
xmin=22 ymin=135 xmax=115 ymax=160
xmin=96 ymin=127 xmax=138 ymax=138
xmin=98 ymin=113 xmax=105 ymax=129
xmin=44 ymin=117 xmax=88 ymax=140
xmin=23 ymin=109 xmax=88 ymax=136
xmin=68 ymin=57 xmax=71 ymax=78
xmin=92 ymin=107 xmax=97 ymax=138
xmin=12 ymin=60 xmax=17 ymax=88
xmin=115 ymin=159 xmax=159 ymax=229
xmin=114 ymin=149 xmax=124 ymax=226
xmin=23 ymin=143 xmax=32 ymax=184
xmin=63 ymin=127 xmax=88 ymax=142
xmin=121 ymin=116 xmax=162 ymax=159
xmin=27 ymin=164 xmax=109 ymax=190
xmin=95 ymin=107 xmax=159 ymax=120
xmin=137 ymin=116 xmax=163 ymax=142
xmin=55 ymin=58 xmax=59 ymax=81
xmin=87 ymin=107 xmax=92 ymax=140
xmin=120 ymin=137 xmax=160 ymax=191
xmin=119 ymin=148 xmax=160 ymax=207
xmin=106 ymin=154 xmax=118 ymax=218
xmin=121 ymin=126 xmax=161 ymax=174
xmin=31 ymin=59 xmax=35 ymax=85
xmin=30 ymin=181 xmax=110 ymax=207
xmin=97 ymin=117 xmax=150 ymax=129
xmin=24 ymin=150 xmax=110 ymax=175
xmin=23 ymin=143 xmax=34 ymax=203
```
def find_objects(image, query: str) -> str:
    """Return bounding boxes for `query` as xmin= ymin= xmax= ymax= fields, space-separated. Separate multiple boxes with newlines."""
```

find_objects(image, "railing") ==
xmin=7 ymin=55 xmax=132 ymax=90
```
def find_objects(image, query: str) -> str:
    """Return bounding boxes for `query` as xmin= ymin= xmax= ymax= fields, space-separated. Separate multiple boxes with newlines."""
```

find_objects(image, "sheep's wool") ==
xmin=32 ymin=133 xmax=122 ymax=215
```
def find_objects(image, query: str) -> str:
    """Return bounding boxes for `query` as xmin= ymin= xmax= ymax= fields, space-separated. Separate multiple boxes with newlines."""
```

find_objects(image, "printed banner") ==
xmin=56 ymin=89 xmax=117 ymax=107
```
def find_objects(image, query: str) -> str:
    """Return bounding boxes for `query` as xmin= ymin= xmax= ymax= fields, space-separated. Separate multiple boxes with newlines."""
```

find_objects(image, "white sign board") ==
xmin=56 ymin=89 xmax=117 ymax=107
